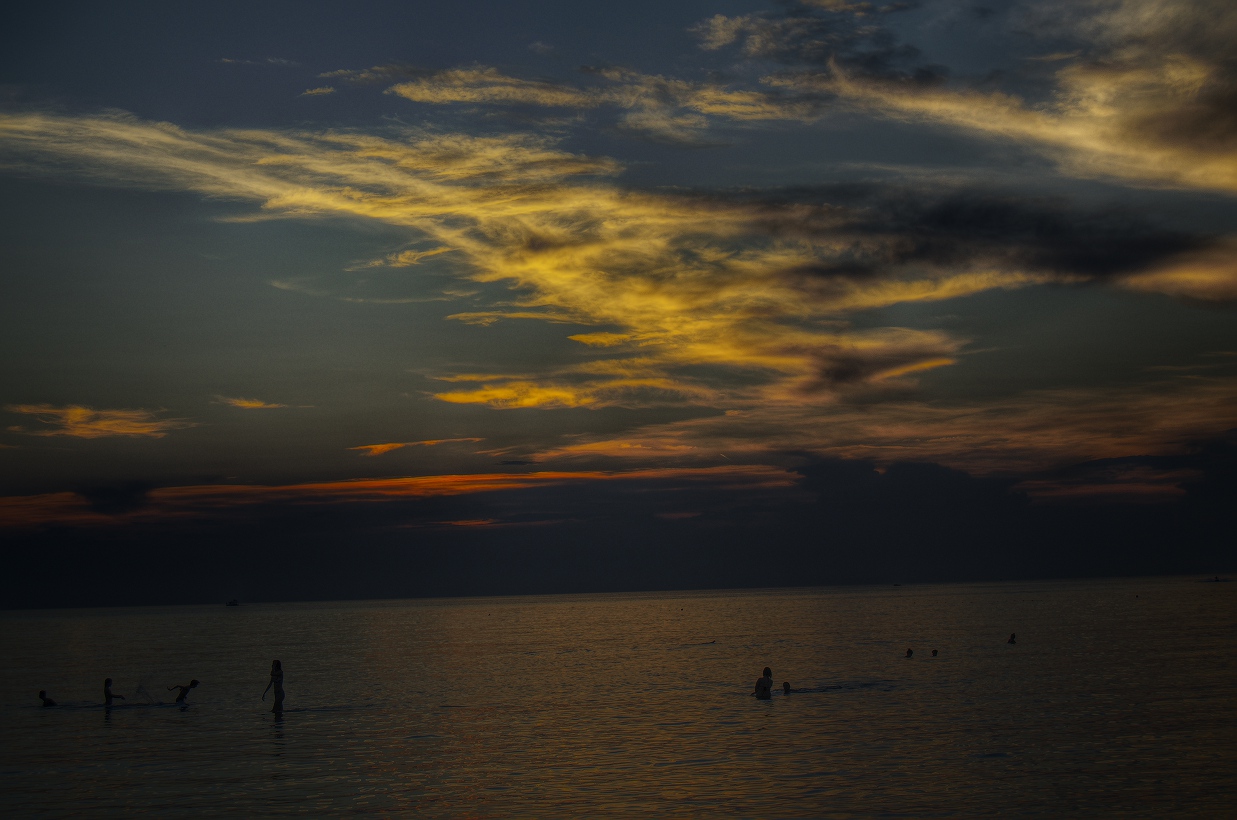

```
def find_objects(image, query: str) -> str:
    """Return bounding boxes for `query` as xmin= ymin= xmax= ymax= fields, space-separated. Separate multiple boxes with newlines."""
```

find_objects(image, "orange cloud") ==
xmin=350 ymin=438 xmax=484 ymax=456
xmin=0 ymin=465 xmax=795 ymax=529
xmin=5 ymin=404 xmax=193 ymax=438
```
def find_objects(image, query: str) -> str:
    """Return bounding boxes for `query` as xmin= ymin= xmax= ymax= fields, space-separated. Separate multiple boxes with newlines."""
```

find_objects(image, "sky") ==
xmin=1 ymin=0 xmax=1234 ymax=606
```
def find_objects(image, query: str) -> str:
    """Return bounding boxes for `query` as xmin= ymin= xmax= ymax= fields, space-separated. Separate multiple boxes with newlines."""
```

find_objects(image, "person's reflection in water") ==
xmin=168 ymin=680 xmax=199 ymax=703
xmin=38 ymin=690 xmax=56 ymax=707
xmin=104 ymin=678 xmax=125 ymax=706
xmin=753 ymin=667 xmax=773 ymax=700
xmin=262 ymin=660 xmax=284 ymax=714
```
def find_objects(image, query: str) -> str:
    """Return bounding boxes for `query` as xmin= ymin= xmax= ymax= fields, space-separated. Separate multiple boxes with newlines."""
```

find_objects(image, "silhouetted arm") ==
xmin=262 ymin=678 xmax=273 ymax=701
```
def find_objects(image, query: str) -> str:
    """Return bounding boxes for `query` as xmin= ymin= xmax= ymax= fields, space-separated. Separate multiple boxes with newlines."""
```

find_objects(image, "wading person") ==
xmin=753 ymin=667 xmax=773 ymax=700
xmin=262 ymin=660 xmax=284 ymax=713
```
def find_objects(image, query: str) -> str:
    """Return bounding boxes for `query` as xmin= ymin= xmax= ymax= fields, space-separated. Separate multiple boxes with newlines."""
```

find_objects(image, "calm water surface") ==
xmin=1 ymin=577 xmax=1234 ymax=817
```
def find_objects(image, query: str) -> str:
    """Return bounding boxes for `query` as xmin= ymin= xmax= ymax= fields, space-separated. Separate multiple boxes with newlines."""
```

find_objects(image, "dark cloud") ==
xmin=6 ymin=442 xmax=1234 ymax=607
xmin=75 ymin=481 xmax=153 ymax=515
xmin=738 ymin=185 xmax=1209 ymax=281
xmin=694 ymin=2 xmax=924 ymax=80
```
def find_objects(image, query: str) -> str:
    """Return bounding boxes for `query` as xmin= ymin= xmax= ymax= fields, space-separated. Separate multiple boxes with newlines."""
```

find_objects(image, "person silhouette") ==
xmin=38 ymin=690 xmax=56 ymax=707
xmin=931 ymin=649 xmax=938 ymax=657
xmin=168 ymin=680 xmax=199 ymax=703
xmin=905 ymin=648 xmax=914 ymax=658
xmin=262 ymin=660 xmax=284 ymax=713
xmin=104 ymin=678 xmax=125 ymax=706
xmin=1007 ymin=633 xmax=1016 ymax=645
xmin=752 ymin=667 xmax=773 ymax=700
xmin=782 ymin=681 xmax=791 ymax=695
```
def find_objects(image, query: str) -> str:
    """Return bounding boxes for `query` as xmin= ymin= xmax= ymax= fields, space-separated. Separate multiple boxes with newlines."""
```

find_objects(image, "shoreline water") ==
xmin=3 ymin=575 xmax=1234 ymax=817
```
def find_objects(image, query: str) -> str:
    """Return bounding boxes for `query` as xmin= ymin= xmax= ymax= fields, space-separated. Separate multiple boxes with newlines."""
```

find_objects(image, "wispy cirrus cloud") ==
xmin=699 ymin=0 xmax=1237 ymax=196
xmin=0 ymin=108 xmax=1231 ymax=476
xmin=350 ymin=437 xmax=483 ymax=456
xmin=532 ymin=373 xmax=1237 ymax=491
xmin=5 ymin=404 xmax=193 ymax=438
xmin=216 ymin=396 xmax=286 ymax=409
xmin=379 ymin=64 xmax=819 ymax=143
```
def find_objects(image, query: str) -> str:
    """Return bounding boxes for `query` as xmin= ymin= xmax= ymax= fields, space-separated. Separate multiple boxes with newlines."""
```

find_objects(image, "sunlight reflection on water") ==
xmin=1 ymin=577 xmax=1234 ymax=816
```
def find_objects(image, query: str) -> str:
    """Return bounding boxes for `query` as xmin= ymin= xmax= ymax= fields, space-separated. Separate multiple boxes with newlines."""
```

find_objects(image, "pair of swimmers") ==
xmin=751 ymin=668 xmax=793 ymax=699
xmin=905 ymin=649 xmax=940 ymax=658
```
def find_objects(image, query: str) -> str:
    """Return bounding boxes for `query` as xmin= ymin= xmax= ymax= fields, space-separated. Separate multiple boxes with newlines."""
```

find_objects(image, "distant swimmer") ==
xmin=104 ymin=678 xmax=125 ymax=706
xmin=752 ymin=667 xmax=773 ymax=700
xmin=261 ymin=660 xmax=284 ymax=713
xmin=38 ymin=690 xmax=56 ymax=707
xmin=931 ymin=649 xmax=938 ymax=657
xmin=905 ymin=648 xmax=913 ymax=658
xmin=1007 ymin=633 xmax=1016 ymax=645
xmin=783 ymin=681 xmax=791 ymax=695
xmin=168 ymin=680 xmax=199 ymax=703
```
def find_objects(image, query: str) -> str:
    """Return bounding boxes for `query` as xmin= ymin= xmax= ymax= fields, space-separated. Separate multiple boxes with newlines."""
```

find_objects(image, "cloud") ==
xmin=0 ymin=110 xmax=1231 ymax=474
xmin=350 ymin=438 xmax=484 ymax=456
xmin=535 ymin=373 xmax=1237 ymax=482
xmin=699 ymin=0 xmax=1237 ymax=194
xmin=0 ymin=464 xmax=795 ymax=528
xmin=217 ymin=396 xmax=286 ymax=409
xmin=301 ymin=86 xmax=335 ymax=96
xmin=348 ymin=245 xmax=455 ymax=270
xmin=5 ymin=404 xmax=193 ymax=438
xmin=319 ymin=64 xmax=424 ymax=84
xmin=384 ymin=64 xmax=818 ymax=142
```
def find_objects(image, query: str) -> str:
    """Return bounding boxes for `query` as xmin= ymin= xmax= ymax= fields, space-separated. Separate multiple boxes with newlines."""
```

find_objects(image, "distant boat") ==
xmin=226 ymin=599 xmax=239 ymax=606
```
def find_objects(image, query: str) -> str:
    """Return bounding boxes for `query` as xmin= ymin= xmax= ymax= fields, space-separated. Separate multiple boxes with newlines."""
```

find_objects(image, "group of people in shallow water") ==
xmin=760 ymin=634 xmax=1017 ymax=695
xmin=38 ymin=661 xmax=284 ymax=713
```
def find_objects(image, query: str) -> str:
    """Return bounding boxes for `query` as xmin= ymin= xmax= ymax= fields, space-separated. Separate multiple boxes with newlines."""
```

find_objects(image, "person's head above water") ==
xmin=906 ymin=648 xmax=913 ymax=657
xmin=39 ymin=690 xmax=46 ymax=697
xmin=763 ymin=667 xmax=772 ymax=678
xmin=189 ymin=680 xmax=200 ymax=688
xmin=783 ymin=681 xmax=791 ymax=694
xmin=105 ymin=678 xmax=112 ymax=686
xmin=931 ymin=650 xmax=938 ymax=657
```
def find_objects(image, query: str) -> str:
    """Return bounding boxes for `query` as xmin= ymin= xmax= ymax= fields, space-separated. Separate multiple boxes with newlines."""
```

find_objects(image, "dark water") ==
xmin=1 ymin=577 xmax=1233 ymax=817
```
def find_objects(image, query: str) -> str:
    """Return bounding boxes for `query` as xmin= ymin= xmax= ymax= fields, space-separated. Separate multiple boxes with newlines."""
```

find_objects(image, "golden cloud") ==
xmin=5 ymin=404 xmax=193 ymax=438
xmin=217 ymin=396 xmax=286 ymax=409
xmin=759 ymin=0 xmax=1237 ymax=195
xmin=386 ymin=65 xmax=817 ymax=141
xmin=1 ymin=109 xmax=1231 ymax=477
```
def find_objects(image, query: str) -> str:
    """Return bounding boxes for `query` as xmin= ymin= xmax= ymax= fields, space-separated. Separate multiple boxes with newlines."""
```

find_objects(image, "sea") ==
xmin=1 ymin=576 xmax=1233 ymax=817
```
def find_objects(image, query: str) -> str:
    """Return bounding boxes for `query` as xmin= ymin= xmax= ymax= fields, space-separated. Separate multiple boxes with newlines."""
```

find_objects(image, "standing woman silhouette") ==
xmin=262 ymin=660 xmax=284 ymax=713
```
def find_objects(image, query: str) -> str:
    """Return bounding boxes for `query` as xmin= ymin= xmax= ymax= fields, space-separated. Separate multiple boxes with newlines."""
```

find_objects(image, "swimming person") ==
xmin=261 ymin=660 xmax=284 ymax=713
xmin=38 ymin=690 xmax=56 ymax=707
xmin=104 ymin=678 xmax=125 ymax=706
xmin=753 ymin=667 xmax=773 ymax=700
xmin=1007 ymin=633 xmax=1017 ymax=645
xmin=168 ymin=680 xmax=199 ymax=703
xmin=783 ymin=681 xmax=791 ymax=695
xmin=931 ymin=649 xmax=938 ymax=657
xmin=905 ymin=648 xmax=913 ymax=658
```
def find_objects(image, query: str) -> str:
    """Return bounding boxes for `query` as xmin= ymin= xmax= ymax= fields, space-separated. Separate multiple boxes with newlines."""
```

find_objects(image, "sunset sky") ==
xmin=2 ymin=0 xmax=1234 ymax=605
